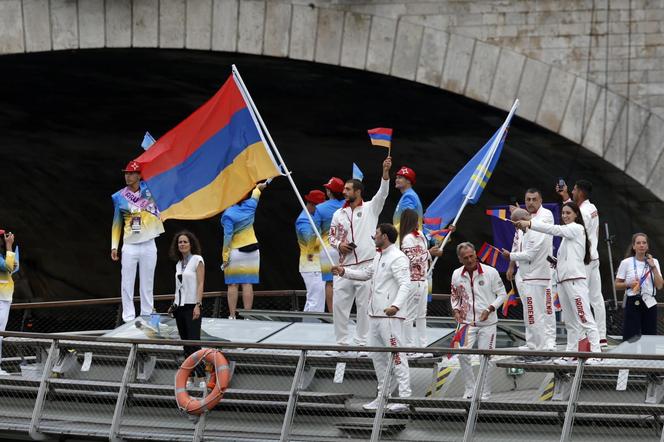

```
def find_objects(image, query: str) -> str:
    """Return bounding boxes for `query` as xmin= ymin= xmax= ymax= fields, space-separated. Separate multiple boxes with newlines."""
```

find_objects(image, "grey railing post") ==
xmin=370 ymin=350 xmax=395 ymax=442
xmin=279 ymin=350 xmax=308 ymax=442
xmin=463 ymin=353 xmax=490 ymax=442
xmin=109 ymin=344 xmax=138 ymax=442
xmin=560 ymin=358 xmax=585 ymax=442
xmin=28 ymin=339 xmax=59 ymax=440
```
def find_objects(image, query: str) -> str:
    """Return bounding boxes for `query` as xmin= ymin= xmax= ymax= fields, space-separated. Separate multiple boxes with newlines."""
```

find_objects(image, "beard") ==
xmin=346 ymin=195 xmax=356 ymax=203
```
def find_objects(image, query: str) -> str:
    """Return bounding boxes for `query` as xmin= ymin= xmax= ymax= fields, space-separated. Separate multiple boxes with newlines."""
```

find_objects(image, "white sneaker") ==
xmin=357 ymin=351 xmax=369 ymax=358
xmin=325 ymin=350 xmax=355 ymax=357
xmin=0 ymin=369 xmax=8 ymax=376
xmin=362 ymin=398 xmax=380 ymax=410
xmin=420 ymin=353 xmax=434 ymax=358
xmin=585 ymin=357 xmax=603 ymax=365
xmin=480 ymin=392 xmax=491 ymax=401
xmin=518 ymin=345 xmax=530 ymax=351
xmin=227 ymin=316 xmax=236 ymax=320
xmin=407 ymin=353 xmax=422 ymax=359
xmin=553 ymin=357 xmax=576 ymax=365
xmin=387 ymin=402 xmax=408 ymax=412
xmin=463 ymin=389 xmax=473 ymax=399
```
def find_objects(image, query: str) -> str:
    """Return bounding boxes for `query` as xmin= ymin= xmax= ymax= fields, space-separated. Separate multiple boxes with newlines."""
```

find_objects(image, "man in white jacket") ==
xmin=451 ymin=242 xmax=507 ymax=400
xmin=501 ymin=193 xmax=556 ymax=353
xmin=332 ymin=223 xmax=411 ymax=412
xmin=329 ymin=157 xmax=392 ymax=349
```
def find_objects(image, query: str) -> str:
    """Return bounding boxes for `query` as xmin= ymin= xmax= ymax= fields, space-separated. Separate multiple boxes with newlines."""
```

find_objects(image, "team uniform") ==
xmin=400 ymin=231 xmax=429 ymax=349
xmin=579 ymin=199 xmax=606 ymax=343
xmin=451 ymin=263 xmax=507 ymax=399
xmin=342 ymin=244 xmax=412 ymax=404
xmin=616 ymin=256 xmax=661 ymax=340
xmin=0 ymin=249 xmax=16 ymax=363
xmin=329 ymin=178 xmax=389 ymax=346
xmin=509 ymin=206 xmax=556 ymax=350
xmin=221 ymin=188 xmax=261 ymax=284
xmin=313 ymin=198 xmax=344 ymax=282
xmin=393 ymin=188 xmax=423 ymax=233
xmin=529 ymin=219 xmax=601 ymax=354
xmin=111 ymin=181 xmax=165 ymax=322
xmin=295 ymin=209 xmax=325 ymax=312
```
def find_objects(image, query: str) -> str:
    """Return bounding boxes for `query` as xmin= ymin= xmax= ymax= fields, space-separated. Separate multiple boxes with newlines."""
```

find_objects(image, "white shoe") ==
xmin=420 ymin=353 xmax=434 ymax=358
xmin=362 ymin=398 xmax=380 ymax=410
xmin=407 ymin=352 xmax=422 ymax=359
xmin=0 ymin=369 xmax=8 ymax=376
xmin=357 ymin=351 xmax=369 ymax=358
xmin=325 ymin=350 xmax=355 ymax=357
xmin=227 ymin=316 xmax=236 ymax=320
xmin=585 ymin=357 xmax=603 ymax=365
xmin=518 ymin=345 xmax=530 ymax=351
xmin=387 ymin=402 xmax=408 ymax=412
xmin=480 ymin=392 xmax=491 ymax=401
xmin=553 ymin=357 xmax=576 ymax=365
xmin=463 ymin=389 xmax=474 ymax=399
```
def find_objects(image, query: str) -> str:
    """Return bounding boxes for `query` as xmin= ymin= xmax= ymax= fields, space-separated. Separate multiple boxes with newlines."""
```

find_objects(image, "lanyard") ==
xmin=632 ymin=257 xmax=652 ymax=295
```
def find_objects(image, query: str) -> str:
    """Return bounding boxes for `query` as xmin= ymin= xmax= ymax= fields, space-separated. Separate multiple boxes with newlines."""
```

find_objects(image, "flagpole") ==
xmin=427 ymin=99 xmax=519 ymax=276
xmin=231 ymin=65 xmax=335 ymax=264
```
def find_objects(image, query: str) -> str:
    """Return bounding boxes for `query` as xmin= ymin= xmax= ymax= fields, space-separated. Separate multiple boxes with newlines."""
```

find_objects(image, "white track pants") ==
xmin=370 ymin=317 xmax=411 ymax=398
xmin=459 ymin=324 xmax=496 ymax=397
xmin=403 ymin=281 xmax=428 ymax=348
xmin=515 ymin=274 xmax=535 ymax=350
xmin=121 ymin=240 xmax=157 ymax=322
xmin=585 ymin=260 xmax=606 ymax=341
xmin=333 ymin=263 xmax=371 ymax=346
xmin=558 ymin=279 xmax=601 ymax=352
xmin=521 ymin=282 xmax=557 ymax=350
xmin=0 ymin=300 xmax=9 ymax=361
xmin=301 ymin=271 xmax=325 ymax=313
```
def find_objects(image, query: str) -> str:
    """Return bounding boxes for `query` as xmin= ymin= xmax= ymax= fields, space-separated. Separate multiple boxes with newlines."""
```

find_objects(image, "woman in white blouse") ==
xmin=615 ymin=233 xmax=663 ymax=341
xmin=169 ymin=231 xmax=205 ymax=381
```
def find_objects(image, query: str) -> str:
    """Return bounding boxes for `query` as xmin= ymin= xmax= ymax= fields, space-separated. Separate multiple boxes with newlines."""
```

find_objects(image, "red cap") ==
xmin=324 ymin=177 xmax=344 ymax=193
xmin=0 ymin=230 xmax=4 ymax=236
xmin=396 ymin=166 xmax=416 ymax=185
xmin=122 ymin=160 xmax=142 ymax=173
xmin=304 ymin=190 xmax=326 ymax=205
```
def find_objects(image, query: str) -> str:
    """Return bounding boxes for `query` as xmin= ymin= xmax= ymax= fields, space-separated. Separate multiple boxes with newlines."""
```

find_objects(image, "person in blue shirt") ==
xmin=296 ymin=190 xmax=327 ymax=313
xmin=221 ymin=182 xmax=266 ymax=319
xmin=393 ymin=166 xmax=423 ymax=234
xmin=313 ymin=177 xmax=345 ymax=312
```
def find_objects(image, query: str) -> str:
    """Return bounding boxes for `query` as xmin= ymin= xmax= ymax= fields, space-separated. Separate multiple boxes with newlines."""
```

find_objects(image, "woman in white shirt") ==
xmin=169 ymin=231 xmax=205 ymax=380
xmin=514 ymin=201 xmax=602 ymax=360
xmin=615 ymin=233 xmax=663 ymax=341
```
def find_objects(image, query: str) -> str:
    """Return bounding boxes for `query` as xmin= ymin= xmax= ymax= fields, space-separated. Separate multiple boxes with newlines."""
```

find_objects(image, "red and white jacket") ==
xmin=451 ymin=263 xmax=507 ymax=326
xmin=400 ymin=230 xmax=429 ymax=282
xmin=342 ymin=244 xmax=411 ymax=319
xmin=329 ymin=178 xmax=389 ymax=267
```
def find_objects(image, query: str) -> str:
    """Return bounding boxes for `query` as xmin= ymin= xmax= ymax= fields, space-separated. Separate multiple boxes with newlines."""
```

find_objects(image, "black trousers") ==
xmin=174 ymin=304 xmax=205 ymax=377
xmin=623 ymin=295 xmax=658 ymax=341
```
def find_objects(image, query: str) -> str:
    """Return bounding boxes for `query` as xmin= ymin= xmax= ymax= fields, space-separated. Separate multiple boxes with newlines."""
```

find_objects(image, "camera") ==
xmin=348 ymin=242 xmax=357 ymax=249
xmin=546 ymin=255 xmax=558 ymax=267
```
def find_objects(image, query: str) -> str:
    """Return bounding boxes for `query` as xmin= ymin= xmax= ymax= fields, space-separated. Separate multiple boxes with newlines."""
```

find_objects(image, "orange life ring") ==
xmin=174 ymin=348 xmax=231 ymax=415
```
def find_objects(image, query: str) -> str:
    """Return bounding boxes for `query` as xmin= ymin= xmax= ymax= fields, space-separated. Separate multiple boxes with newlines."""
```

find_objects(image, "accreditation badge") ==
xmin=130 ymin=208 xmax=142 ymax=234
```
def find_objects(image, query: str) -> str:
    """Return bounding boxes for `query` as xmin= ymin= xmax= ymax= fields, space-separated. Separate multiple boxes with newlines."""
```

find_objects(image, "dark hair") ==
xmin=377 ymin=223 xmax=398 ymax=244
xmin=328 ymin=189 xmax=344 ymax=200
xmin=626 ymin=232 xmax=649 ymax=258
xmin=562 ymin=201 xmax=591 ymax=265
xmin=525 ymin=188 xmax=542 ymax=198
xmin=574 ymin=179 xmax=593 ymax=198
xmin=0 ymin=235 xmax=5 ymax=255
xmin=345 ymin=179 xmax=364 ymax=193
xmin=169 ymin=230 xmax=202 ymax=261
xmin=398 ymin=209 xmax=420 ymax=247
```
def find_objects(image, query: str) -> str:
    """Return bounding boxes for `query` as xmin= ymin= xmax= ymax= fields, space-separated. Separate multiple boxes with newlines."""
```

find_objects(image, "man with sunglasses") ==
xmin=332 ymin=223 xmax=411 ymax=412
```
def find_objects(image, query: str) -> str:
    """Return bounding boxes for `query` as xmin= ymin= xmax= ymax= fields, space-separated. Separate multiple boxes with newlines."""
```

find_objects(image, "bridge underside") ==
xmin=0 ymin=49 xmax=660 ymax=300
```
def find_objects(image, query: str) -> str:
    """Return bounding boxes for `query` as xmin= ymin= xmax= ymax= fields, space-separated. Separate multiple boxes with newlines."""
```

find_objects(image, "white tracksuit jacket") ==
xmin=529 ymin=220 xmax=587 ymax=283
xmin=342 ymin=243 xmax=411 ymax=318
xmin=329 ymin=178 xmax=389 ymax=266
xmin=510 ymin=207 xmax=553 ymax=284
xmin=450 ymin=263 xmax=507 ymax=327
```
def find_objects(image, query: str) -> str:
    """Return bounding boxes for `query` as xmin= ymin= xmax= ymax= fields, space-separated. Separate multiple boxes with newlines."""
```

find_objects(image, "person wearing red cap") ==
xmin=111 ymin=160 xmax=165 ymax=322
xmin=393 ymin=166 xmax=423 ymax=234
xmin=296 ymin=190 xmax=327 ymax=313
xmin=313 ymin=177 xmax=345 ymax=312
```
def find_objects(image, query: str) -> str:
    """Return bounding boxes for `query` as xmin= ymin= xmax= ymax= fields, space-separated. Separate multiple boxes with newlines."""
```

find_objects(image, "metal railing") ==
xmin=0 ymin=330 xmax=664 ymax=441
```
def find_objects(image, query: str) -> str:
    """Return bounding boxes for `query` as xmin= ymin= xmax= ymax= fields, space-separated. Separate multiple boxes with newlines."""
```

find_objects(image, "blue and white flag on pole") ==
xmin=352 ymin=162 xmax=364 ymax=181
xmin=424 ymin=100 xmax=518 ymax=230
xmin=141 ymin=131 xmax=156 ymax=150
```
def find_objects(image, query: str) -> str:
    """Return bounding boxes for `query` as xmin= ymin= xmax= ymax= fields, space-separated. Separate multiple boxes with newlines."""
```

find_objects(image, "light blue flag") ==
xmin=352 ymin=163 xmax=364 ymax=181
xmin=424 ymin=101 xmax=517 ymax=230
xmin=12 ymin=246 xmax=18 ymax=274
xmin=141 ymin=131 xmax=156 ymax=150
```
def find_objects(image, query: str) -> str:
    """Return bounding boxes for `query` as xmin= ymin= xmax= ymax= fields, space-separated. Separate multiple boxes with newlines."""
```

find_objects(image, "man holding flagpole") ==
xmin=329 ymin=157 xmax=392 ymax=352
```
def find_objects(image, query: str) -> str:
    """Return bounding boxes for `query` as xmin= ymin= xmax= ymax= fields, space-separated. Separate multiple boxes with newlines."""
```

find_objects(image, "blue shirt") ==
xmin=313 ymin=198 xmax=344 ymax=247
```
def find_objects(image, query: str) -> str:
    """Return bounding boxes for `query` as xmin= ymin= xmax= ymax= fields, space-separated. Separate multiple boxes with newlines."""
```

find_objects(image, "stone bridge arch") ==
xmin=1 ymin=0 xmax=662 ymax=199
